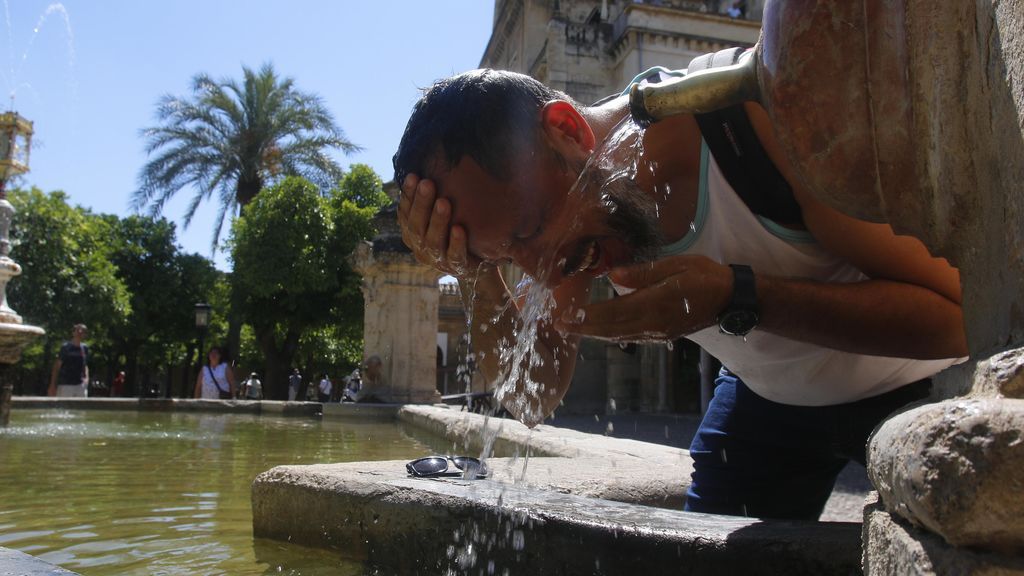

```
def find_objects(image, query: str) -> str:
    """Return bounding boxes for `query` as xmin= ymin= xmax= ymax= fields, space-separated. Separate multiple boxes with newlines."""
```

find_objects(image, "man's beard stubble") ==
xmin=568 ymin=156 xmax=664 ymax=264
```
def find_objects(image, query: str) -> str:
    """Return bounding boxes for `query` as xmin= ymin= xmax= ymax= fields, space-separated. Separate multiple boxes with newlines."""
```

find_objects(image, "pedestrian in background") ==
xmin=317 ymin=374 xmax=332 ymax=403
xmin=194 ymin=346 xmax=236 ymax=400
xmin=48 ymin=324 xmax=90 ymax=397
xmin=288 ymin=368 xmax=302 ymax=401
xmin=112 ymin=371 xmax=126 ymax=397
xmin=242 ymin=372 xmax=263 ymax=400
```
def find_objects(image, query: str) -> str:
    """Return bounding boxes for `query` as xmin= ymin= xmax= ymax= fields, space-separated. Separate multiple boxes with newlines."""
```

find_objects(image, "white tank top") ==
xmin=633 ymin=143 xmax=963 ymax=406
xmin=201 ymin=363 xmax=229 ymax=399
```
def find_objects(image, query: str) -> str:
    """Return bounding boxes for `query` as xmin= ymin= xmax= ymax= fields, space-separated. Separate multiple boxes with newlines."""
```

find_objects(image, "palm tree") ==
xmin=133 ymin=62 xmax=361 ymax=250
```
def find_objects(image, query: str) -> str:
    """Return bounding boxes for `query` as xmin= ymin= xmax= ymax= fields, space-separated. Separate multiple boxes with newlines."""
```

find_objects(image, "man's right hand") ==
xmin=398 ymin=174 xmax=480 ymax=278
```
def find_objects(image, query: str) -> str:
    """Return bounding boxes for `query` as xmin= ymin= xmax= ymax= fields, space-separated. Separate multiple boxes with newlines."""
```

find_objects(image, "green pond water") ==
xmin=0 ymin=409 xmax=452 ymax=575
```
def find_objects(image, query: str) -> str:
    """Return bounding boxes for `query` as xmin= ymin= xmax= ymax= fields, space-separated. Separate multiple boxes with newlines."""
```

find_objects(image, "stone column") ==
xmin=353 ymin=241 xmax=442 ymax=405
xmin=818 ymin=2 xmax=1024 ymax=574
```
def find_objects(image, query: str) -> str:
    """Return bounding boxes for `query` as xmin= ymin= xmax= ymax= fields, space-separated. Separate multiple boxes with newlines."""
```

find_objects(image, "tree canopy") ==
xmin=133 ymin=62 xmax=361 ymax=251
xmin=230 ymin=167 xmax=385 ymax=398
xmin=8 ymin=188 xmax=220 ymax=395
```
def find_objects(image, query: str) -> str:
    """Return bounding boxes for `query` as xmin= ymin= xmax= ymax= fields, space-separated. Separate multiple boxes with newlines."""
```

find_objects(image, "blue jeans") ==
xmin=684 ymin=368 xmax=930 ymax=520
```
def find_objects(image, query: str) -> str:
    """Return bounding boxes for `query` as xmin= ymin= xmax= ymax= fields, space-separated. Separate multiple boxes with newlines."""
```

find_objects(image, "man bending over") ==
xmin=393 ymin=69 xmax=966 ymax=520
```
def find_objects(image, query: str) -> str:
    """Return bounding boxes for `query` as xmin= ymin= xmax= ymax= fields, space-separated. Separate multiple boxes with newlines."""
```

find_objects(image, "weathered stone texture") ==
xmin=893 ymin=0 xmax=1024 ymax=356
xmin=867 ymin=399 xmax=1024 ymax=553
xmin=253 ymin=460 xmax=862 ymax=576
xmin=972 ymin=347 xmax=1024 ymax=398
xmin=863 ymin=494 xmax=1024 ymax=576
xmin=353 ymin=242 xmax=442 ymax=404
xmin=0 ymin=546 xmax=80 ymax=575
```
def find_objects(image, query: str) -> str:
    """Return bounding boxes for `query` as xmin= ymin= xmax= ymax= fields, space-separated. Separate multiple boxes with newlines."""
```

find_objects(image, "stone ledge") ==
xmin=0 ymin=546 xmax=80 ymax=575
xmin=12 ymin=396 xmax=263 ymax=413
xmin=252 ymin=459 xmax=861 ymax=575
xmin=320 ymin=402 xmax=401 ymax=419
xmin=10 ymin=397 xmax=403 ymax=418
xmin=862 ymin=494 xmax=1024 ymax=576
xmin=398 ymin=404 xmax=689 ymax=462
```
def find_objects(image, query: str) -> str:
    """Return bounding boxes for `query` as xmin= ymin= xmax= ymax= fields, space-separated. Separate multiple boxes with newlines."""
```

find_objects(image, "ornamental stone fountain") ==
xmin=0 ymin=111 xmax=46 ymax=427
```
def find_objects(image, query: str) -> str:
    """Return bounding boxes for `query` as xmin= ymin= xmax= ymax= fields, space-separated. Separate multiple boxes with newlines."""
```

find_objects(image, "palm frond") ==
xmin=134 ymin=62 xmax=362 ymax=252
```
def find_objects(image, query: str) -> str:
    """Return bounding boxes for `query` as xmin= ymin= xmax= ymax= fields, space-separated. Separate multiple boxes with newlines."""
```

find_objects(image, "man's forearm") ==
xmin=758 ymin=275 xmax=967 ymax=359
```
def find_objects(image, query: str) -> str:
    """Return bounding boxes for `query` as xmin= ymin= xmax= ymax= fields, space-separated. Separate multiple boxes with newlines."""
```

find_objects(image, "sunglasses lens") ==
xmin=410 ymin=457 xmax=448 ymax=475
xmin=452 ymin=457 xmax=485 ymax=476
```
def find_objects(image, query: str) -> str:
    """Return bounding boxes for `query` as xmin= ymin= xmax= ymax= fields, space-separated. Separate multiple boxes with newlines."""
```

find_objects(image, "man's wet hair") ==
xmin=393 ymin=69 xmax=576 ymax=185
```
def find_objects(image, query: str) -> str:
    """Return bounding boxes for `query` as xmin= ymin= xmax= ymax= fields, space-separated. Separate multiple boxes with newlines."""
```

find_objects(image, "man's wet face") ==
xmin=554 ymin=157 xmax=662 ymax=281
xmin=436 ymin=150 xmax=662 ymax=286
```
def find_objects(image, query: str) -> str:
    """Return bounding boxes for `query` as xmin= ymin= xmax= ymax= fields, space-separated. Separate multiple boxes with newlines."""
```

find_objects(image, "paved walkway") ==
xmin=548 ymin=411 xmax=871 ymax=522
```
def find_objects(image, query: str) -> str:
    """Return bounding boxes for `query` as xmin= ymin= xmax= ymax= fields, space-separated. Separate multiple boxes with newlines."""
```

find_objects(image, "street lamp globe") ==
xmin=194 ymin=303 xmax=212 ymax=329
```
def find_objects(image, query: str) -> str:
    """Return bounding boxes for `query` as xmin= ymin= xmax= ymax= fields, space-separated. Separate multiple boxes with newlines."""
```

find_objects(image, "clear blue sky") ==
xmin=5 ymin=1 xmax=494 ymax=268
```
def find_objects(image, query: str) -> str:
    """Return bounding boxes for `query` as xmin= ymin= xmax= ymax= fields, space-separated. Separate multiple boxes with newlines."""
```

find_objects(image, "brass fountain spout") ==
xmin=629 ymin=49 xmax=760 ymax=127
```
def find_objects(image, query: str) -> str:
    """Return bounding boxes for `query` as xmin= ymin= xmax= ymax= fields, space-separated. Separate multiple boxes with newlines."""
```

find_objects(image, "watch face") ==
xmin=719 ymin=310 xmax=759 ymax=336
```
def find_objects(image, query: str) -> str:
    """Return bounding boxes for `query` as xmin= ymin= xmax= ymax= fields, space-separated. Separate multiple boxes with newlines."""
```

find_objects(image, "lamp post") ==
xmin=193 ymin=303 xmax=211 ymax=398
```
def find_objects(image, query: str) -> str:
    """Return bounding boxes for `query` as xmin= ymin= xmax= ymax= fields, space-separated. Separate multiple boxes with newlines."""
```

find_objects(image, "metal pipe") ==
xmin=629 ymin=50 xmax=760 ymax=127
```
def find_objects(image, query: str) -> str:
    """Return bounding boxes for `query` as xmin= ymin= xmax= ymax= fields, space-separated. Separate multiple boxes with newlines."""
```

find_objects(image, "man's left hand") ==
xmin=556 ymin=254 xmax=733 ymax=342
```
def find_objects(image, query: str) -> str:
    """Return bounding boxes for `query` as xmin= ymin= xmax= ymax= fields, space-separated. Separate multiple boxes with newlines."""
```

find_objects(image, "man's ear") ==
xmin=540 ymin=100 xmax=596 ymax=155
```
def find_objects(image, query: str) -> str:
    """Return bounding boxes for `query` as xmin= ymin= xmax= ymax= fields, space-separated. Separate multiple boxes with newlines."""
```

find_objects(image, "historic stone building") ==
xmin=473 ymin=0 xmax=760 ymax=414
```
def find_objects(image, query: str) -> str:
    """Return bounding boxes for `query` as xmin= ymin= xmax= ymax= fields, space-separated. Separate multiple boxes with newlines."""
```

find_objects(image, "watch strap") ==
xmin=728 ymin=264 xmax=757 ymax=311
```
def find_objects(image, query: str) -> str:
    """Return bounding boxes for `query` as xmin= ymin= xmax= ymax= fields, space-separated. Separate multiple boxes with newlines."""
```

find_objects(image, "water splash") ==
xmin=1 ymin=1 xmax=77 ymax=106
xmin=493 ymin=281 xmax=557 ymax=425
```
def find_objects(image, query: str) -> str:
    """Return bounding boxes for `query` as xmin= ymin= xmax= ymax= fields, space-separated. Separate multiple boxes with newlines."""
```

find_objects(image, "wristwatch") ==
xmin=717 ymin=264 xmax=759 ymax=336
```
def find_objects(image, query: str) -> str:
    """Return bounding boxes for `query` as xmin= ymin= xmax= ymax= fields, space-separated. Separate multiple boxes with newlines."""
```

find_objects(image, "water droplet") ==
xmin=608 ymin=398 xmax=617 ymax=412
xmin=666 ymin=340 xmax=674 ymax=351
xmin=720 ymin=448 xmax=728 ymax=463
xmin=664 ymin=425 xmax=670 ymax=439
xmin=594 ymin=414 xmax=600 ymax=422
xmin=689 ymin=221 xmax=697 ymax=233
xmin=575 ymin=309 xmax=586 ymax=322
xmin=605 ymin=422 xmax=614 ymax=435
xmin=683 ymin=298 xmax=690 ymax=314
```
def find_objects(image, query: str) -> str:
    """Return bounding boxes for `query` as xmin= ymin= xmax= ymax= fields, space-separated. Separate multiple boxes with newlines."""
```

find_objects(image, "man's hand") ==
xmin=557 ymin=254 xmax=732 ymax=342
xmin=398 ymin=174 xmax=480 ymax=277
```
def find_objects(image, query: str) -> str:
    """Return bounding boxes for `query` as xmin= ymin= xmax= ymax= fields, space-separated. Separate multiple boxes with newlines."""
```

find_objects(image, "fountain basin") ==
xmin=253 ymin=459 xmax=861 ymax=575
xmin=254 ymin=406 xmax=863 ymax=575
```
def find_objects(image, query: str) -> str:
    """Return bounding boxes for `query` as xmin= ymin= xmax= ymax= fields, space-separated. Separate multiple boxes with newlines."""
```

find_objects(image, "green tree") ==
xmin=337 ymin=163 xmax=391 ymax=210
xmin=105 ymin=216 xmax=219 ymax=396
xmin=133 ymin=63 xmax=361 ymax=361
xmin=133 ymin=63 xmax=361 ymax=248
xmin=230 ymin=175 xmax=377 ymax=398
xmin=8 ymin=188 xmax=131 ymax=392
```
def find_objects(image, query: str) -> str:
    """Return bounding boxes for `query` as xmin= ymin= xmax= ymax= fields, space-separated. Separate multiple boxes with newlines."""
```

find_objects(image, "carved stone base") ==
xmin=863 ymin=493 xmax=1024 ymax=576
xmin=868 ymin=397 xmax=1024 ymax=554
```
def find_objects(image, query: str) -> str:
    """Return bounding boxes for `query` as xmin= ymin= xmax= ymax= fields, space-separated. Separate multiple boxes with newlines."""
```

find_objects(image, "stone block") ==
xmin=320 ymin=402 xmax=400 ymax=419
xmin=0 ymin=546 xmax=80 ymax=575
xmin=863 ymin=494 xmax=1024 ymax=576
xmin=868 ymin=399 xmax=1024 ymax=553
xmin=398 ymin=405 xmax=691 ymax=462
xmin=252 ymin=459 xmax=861 ymax=575
xmin=972 ymin=347 xmax=1024 ymax=398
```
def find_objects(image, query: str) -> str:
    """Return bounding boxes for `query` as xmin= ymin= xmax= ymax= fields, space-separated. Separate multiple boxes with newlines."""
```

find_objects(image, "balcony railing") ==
xmin=611 ymin=1 xmax=741 ymax=46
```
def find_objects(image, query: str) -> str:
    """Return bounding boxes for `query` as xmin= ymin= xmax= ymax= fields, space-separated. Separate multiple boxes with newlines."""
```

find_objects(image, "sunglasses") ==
xmin=406 ymin=456 xmax=489 ymax=479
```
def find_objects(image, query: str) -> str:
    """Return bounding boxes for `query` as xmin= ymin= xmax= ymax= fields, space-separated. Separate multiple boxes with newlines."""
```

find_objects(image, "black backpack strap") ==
xmin=691 ymin=49 xmax=804 ymax=227
xmin=207 ymin=365 xmax=228 ymax=394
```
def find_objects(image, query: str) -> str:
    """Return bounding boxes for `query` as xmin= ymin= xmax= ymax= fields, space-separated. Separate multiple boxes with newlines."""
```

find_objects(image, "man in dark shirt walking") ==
xmin=48 ymin=324 xmax=90 ymax=397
